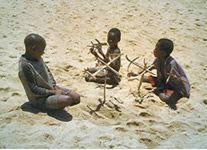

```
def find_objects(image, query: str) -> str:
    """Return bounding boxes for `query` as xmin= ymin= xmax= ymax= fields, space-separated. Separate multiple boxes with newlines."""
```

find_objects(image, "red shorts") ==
xmin=148 ymin=76 xmax=180 ymax=97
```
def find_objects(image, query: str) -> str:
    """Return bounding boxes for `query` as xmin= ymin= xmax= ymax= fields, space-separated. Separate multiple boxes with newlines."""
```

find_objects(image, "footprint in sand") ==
xmin=139 ymin=111 xmax=152 ymax=117
xmin=39 ymin=133 xmax=54 ymax=143
xmin=126 ymin=121 xmax=146 ymax=128
xmin=11 ymin=92 xmax=21 ymax=96
xmin=114 ymin=127 xmax=128 ymax=132
xmin=0 ymin=87 xmax=10 ymax=92
xmin=139 ymin=138 xmax=158 ymax=148
xmin=203 ymin=99 xmax=207 ymax=105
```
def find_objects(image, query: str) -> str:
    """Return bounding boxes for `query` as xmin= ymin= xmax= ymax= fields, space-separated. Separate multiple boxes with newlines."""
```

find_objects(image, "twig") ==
xmin=137 ymin=64 xmax=154 ymax=77
xmin=87 ymin=43 xmax=107 ymax=48
xmin=109 ymin=100 xmax=121 ymax=112
xmin=103 ymin=69 xmax=107 ymax=103
xmin=126 ymin=55 xmax=155 ymax=75
xmin=86 ymin=105 xmax=99 ymax=116
xmin=166 ymin=66 xmax=173 ymax=84
xmin=93 ymin=54 xmax=122 ymax=77
xmin=113 ymin=96 xmax=123 ymax=104
xmin=126 ymin=55 xmax=139 ymax=72
xmin=137 ymin=59 xmax=147 ymax=96
xmin=97 ymin=58 xmax=121 ymax=77
xmin=84 ymin=69 xmax=97 ymax=80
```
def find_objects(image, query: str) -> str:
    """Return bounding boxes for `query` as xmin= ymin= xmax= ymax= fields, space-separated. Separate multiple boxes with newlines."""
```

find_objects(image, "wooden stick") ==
xmin=85 ymin=54 xmax=122 ymax=80
xmin=87 ymin=43 xmax=107 ymax=47
xmin=166 ymin=66 xmax=173 ymax=84
xmin=137 ymin=64 xmax=154 ymax=77
xmin=126 ymin=55 xmax=139 ymax=72
xmin=97 ymin=58 xmax=121 ymax=77
xmin=137 ymin=59 xmax=147 ymax=96
xmin=103 ymin=69 xmax=107 ymax=103
xmin=85 ymin=70 xmax=97 ymax=80
xmin=92 ymin=54 xmax=122 ymax=77
xmin=126 ymin=55 xmax=155 ymax=75
xmin=166 ymin=67 xmax=187 ymax=83
xmin=86 ymin=105 xmax=99 ymax=116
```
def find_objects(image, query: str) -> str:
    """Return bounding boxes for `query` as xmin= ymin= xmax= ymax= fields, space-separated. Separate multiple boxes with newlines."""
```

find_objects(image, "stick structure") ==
xmin=103 ymin=69 xmax=107 ymax=102
xmin=137 ymin=64 xmax=154 ymax=77
xmin=85 ymin=54 xmax=122 ymax=79
xmin=97 ymin=58 xmax=121 ymax=77
xmin=126 ymin=55 xmax=155 ymax=75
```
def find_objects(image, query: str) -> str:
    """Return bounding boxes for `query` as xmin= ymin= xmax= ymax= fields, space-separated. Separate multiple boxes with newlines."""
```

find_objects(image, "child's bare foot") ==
xmin=144 ymin=86 xmax=153 ymax=90
xmin=85 ymin=74 xmax=92 ymax=82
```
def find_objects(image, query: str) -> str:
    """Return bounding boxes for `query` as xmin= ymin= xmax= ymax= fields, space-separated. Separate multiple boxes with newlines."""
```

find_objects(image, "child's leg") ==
xmin=85 ymin=67 xmax=98 ymax=82
xmin=57 ymin=86 xmax=80 ymax=106
xmin=45 ymin=92 xmax=80 ymax=109
xmin=57 ymin=95 xmax=73 ymax=109
xmin=67 ymin=91 xmax=80 ymax=105
xmin=45 ymin=86 xmax=80 ymax=109
xmin=45 ymin=95 xmax=71 ymax=109
xmin=158 ymin=90 xmax=181 ymax=103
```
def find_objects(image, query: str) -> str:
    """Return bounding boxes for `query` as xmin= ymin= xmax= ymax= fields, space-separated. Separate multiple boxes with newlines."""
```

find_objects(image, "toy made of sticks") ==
xmin=85 ymin=40 xmax=123 ymax=117
xmin=126 ymin=55 xmax=154 ymax=100
xmin=87 ymin=39 xmax=107 ymax=63
xmin=87 ymin=39 xmax=107 ymax=49
xmin=126 ymin=55 xmax=155 ymax=75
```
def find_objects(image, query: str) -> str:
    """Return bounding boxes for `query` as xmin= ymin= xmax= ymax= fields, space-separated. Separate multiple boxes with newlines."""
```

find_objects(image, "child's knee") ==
xmin=70 ymin=91 xmax=81 ymax=104
xmin=159 ymin=92 xmax=178 ymax=103
xmin=85 ymin=74 xmax=92 ymax=82
xmin=74 ymin=94 xmax=81 ymax=104
xmin=159 ymin=93 xmax=171 ymax=102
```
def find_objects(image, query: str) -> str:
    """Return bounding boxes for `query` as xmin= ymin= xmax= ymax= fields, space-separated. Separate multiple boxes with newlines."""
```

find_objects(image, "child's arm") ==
xmin=22 ymin=63 xmax=65 ymax=96
xmin=45 ymin=65 xmax=56 ymax=87
xmin=47 ymin=87 xmax=67 ymax=95
xmin=94 ymin=39 xmax=111 ymax=63
xmin=89 ymin=47 xmax=106 ymax=63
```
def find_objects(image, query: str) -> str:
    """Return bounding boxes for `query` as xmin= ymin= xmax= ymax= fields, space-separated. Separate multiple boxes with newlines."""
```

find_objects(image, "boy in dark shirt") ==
xmin=18 ymin=33 xmax=80 ymax=109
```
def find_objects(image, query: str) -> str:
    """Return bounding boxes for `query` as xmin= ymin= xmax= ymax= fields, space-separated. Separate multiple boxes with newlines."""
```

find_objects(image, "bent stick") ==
xmin=97 ymin=58 xmax=121 ymax=77
xmin=126 ymin=55 xmax=155 ymax=75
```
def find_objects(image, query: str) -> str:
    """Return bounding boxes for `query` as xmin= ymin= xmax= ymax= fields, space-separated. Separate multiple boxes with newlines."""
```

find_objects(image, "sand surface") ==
xmin=0 ymin=0 xmax=207 ymax=148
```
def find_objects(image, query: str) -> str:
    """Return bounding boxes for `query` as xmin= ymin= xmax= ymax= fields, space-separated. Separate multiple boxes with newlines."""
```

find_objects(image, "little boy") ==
xmin=128 ymin=38 xmax=190 ymax=103
xmin=18 ymin=33 xmax=80 ymax=110
xmin=85 ymin=28 xmax=121 ymax=85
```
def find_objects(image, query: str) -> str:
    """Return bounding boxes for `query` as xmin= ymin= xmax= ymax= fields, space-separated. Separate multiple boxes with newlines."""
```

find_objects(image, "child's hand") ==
xmin=170 ymin=74 xmax=183 ymax=85
xmin=90 ymin=47 xmax=98 ymax=57
xmin=95 ymin=39 xmax=104 ymax=55
xmin=54 ymin=87 xmax=67 ymax=95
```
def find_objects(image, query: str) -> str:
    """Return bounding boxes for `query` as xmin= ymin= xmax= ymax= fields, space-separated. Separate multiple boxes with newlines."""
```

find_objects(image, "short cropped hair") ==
xmin=158 ymin=38 xmax=174 ymax=56
xmin=108 ymin=28 xmax=121 ymax=42
xmin=24 ymin=33 xmax=45 ymax=48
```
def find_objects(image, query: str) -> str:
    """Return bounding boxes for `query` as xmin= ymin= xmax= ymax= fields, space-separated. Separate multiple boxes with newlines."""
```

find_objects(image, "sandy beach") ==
xmin=0 ymin=0 xmax=207 ymax=148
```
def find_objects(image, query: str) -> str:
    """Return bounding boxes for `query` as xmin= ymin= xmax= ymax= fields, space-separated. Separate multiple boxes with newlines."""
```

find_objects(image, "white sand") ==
xmin=0 ymin=0 xmax=207 ymax=148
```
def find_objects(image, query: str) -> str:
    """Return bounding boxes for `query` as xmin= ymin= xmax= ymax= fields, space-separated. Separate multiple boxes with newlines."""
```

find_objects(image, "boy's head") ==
xmin=24 ymin=33 xmax=46 ymax=60
xmin=154 ymin=38 xmax=174 ymax=58
xmin=107 ymin=28 xmax=121 ymax=48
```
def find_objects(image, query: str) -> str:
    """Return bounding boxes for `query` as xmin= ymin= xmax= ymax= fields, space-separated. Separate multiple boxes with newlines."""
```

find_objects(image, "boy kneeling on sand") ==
xmin=18 ymin=33 xmax=80 ymax=110
xmin=128 ymin=38 xmax=190 ymax=104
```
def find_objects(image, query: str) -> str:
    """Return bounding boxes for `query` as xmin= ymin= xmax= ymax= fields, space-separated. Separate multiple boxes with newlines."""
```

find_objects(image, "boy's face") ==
xmin=153 ymin=42 xmax=166 ymax=59
xmin=107 ymin=32 xmax=119 ymax=48
xmin=32 ymin=42 xmax=46 ymax=60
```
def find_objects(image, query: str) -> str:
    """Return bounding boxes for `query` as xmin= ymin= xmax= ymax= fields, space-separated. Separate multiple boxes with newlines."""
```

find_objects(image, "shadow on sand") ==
xmin=21 ymin=102 xmax=73 ymax=122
